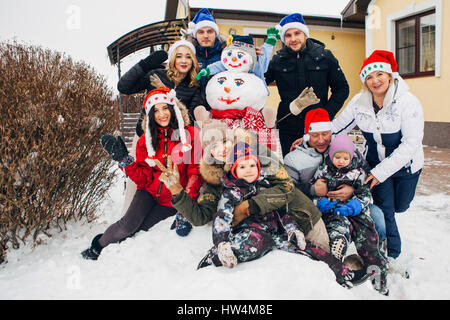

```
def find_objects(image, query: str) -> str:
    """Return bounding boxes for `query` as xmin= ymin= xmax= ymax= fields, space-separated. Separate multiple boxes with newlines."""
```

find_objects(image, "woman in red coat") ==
xmin=81 ymin=87 xmax=203 ymax=260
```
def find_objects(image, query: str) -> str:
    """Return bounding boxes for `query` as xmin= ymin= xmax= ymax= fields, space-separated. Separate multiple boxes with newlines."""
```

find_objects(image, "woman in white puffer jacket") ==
xmin=331 ymin=50 xmax=424 ymax=273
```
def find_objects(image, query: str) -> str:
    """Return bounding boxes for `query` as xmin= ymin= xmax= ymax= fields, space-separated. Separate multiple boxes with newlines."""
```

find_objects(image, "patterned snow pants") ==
xmin=206 ymin=211 xmax=353 ymax=285
xmin=323 ymin=213 xmax=388 ymax=287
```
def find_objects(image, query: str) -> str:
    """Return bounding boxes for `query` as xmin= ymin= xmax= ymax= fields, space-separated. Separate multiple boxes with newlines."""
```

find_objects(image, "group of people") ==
xmin=81 ymin=8 xmax=424 ymax=296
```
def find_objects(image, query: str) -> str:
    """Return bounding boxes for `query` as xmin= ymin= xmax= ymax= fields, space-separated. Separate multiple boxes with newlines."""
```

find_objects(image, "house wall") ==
xmin=367 ymin=0 xmax=450 ymax=147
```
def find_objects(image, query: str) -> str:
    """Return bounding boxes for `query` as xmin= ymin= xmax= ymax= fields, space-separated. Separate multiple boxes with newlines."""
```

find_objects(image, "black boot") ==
xmin=81 ymin=234 xmax=104 ymax=260
xmin=351 ymin=268 xmax=370 ymax=286
xmin=197 ymin=246 xmax=222 ymax=269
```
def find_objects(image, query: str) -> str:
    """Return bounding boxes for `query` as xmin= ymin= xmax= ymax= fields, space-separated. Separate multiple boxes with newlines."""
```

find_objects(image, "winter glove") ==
xmin=100 ymin=134 xmax=131 ymax=164
xmin=288 ymin=229 xmax=306 ymax=251
xmin=289 ymin=87 xmax=321 ymax=116
xmin=231 ymin=200 xmax=250 ymax=227
xmin=170 ymin=212 xmax=193 ymax=237
xmin=265 ymin=27 xmax=280 ymax=46
xmin=138 ymin=50 xmax=168 ymax=72
xmin=195 ymin=68 xmax=210 ymax=80
xmin=316 ymin=198 xmax=338 ymax=214
xmin=155 ymin=156 xmax=184 ymax=195
xmin=217 ymin=242 xmax=238 ymax=268
xmin=334 ymin=199 xmax=362 ymax=217
xmin=149 ymin=73 xmax=165 ymax=89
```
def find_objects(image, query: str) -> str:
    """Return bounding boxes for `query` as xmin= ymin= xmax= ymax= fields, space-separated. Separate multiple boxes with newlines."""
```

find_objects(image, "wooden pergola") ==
xmin=107 ymin=18 xmax=189 ymax=143
xmin=107 ymin=18 xmax=188 ymax=74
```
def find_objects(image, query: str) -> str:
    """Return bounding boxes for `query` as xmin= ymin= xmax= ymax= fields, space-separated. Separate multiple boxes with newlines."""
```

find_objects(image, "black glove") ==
xmin=138 ymin=50 xmax=168 ymax=72
xmin=100 ymin=134 xmax=129 ymax=162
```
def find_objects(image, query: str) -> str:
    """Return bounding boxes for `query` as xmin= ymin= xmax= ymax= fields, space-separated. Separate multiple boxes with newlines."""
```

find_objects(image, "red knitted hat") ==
xmin=304 ymin=108 xmax=331 ymax=141
xmin=230 ymin=142 xmax=261 ymax=182
xmin=143 ymin=86 xmax=176 ymax=115
xmin=359 ymin=50 xmax=398 ymax=83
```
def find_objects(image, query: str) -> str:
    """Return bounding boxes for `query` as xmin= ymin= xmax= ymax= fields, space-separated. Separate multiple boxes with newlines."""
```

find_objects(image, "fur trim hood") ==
xmin=199 ymin=158 xmax=225 ymax=186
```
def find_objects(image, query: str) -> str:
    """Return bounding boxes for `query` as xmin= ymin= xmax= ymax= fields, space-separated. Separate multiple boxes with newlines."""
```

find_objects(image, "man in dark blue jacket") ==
xmin=184 ymin=8 xmax=226 ymax=105
xmin=265 ymin=13 xmax=350 ymax=157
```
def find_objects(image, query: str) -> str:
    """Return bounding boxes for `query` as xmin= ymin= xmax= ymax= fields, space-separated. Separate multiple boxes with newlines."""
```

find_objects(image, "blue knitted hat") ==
xmin=187 ymin=8 xmax=219 ymax=37
xmin=276 ymin=13 xmax=310 ymax=43
xmin=229 ymin=142 xmax=261 ymax=181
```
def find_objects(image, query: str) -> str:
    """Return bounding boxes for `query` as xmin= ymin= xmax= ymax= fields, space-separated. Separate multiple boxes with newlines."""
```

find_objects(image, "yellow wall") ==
xmin=370 ymin=0 xmax=450 ymax=123
xmin=308 ymin=29 xmax=366 ymax=114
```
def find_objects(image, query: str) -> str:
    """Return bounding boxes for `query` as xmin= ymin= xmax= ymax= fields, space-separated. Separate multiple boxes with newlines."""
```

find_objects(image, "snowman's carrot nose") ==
xmin=224 ymin=87 xmax=231 ymax=93
xmin=232 ymin=57 xmax=237 ymax=62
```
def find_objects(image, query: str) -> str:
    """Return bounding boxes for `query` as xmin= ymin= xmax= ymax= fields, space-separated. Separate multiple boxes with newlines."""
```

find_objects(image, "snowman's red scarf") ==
xmin=211 ymin=107 xmax=278 ymax=151
xmin=211 ymin=108 xmax=247 ymax=120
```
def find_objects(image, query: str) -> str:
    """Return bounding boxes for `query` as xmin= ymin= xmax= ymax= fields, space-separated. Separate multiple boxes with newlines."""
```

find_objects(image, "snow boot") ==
xmin=197 ymin=246 xmax=221 ymax=269
xmin=81 ymin=234 xmax=104 ymax=260
xmin=372 ymin=278 xmax=389 ymax=296
xmin=337 ymin=269 xmax=355 ymax=289
xmin=172 ymin=212 xmax=192 ymax=237
xmin=351 ymin=268 xmax=370 ymax=286
xmin=343 ymin=253 xmax=370 ymax=286
xmin=330 ymin=235 xmax=348 ymax=261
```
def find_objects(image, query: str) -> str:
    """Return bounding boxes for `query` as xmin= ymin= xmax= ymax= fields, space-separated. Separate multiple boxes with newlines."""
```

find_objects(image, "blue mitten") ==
xmin=317 ymin=199 xmax=338 ymax=214
xmin=171 ymin=212 xmax=192 ymax=237
xmin=334 ymin=199 xmax=362 ymax=217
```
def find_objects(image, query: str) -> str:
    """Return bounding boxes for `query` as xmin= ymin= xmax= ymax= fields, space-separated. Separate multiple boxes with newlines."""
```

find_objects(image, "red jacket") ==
xmin=123 ymin=125 xmax=203 ymax=207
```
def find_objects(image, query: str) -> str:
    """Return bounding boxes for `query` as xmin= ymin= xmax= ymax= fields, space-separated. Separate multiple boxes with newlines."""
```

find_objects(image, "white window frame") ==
xmin=386 ymin=0 xmax=442 ymax=77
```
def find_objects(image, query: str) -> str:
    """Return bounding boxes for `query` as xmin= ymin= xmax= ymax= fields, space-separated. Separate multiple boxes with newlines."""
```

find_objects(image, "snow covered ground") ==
xmin=1 ymin=169 xmax=450 ymax=300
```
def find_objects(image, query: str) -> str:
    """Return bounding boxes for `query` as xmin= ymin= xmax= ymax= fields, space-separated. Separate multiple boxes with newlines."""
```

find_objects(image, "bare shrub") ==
xmin=0 ymin=41 xmax=119 ymax=263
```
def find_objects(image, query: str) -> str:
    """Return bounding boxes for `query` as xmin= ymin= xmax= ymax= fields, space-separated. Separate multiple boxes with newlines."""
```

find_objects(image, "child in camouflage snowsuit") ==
xmin=312 ymin=134 xmax=388 ymax=294
xmin=198 ymin=142 xmax=360 ymax=288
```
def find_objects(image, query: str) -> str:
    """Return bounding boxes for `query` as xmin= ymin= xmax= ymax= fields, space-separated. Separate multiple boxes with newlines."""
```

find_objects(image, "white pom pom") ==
xmin=303 ymin=134 xmax=310 ymax=142
xmin=187 ymin=22 xmax=196 ymax=35
xmin=167 ymin=89 xmax=177 ymax=101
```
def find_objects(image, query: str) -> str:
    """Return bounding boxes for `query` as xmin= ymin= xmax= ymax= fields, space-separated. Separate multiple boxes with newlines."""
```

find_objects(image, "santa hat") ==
xmin=359 ymin=50 xmax=399 ymax=83
xmin=276 ymin=13 xmax=309 ymax=44
xmin=142 ymin=86 xmax=191 ymax=166
xmin=229 ymin=142 xmax=261 ymax=181
xmin=187 ymin=8 xmax=219 ymax=38
xmin=303 ymin=108 xmax=331 ymax=142
xmin=224 ymin=34 xmax=257 ymax=71
xmin=167 ymin=40 xmax=196 ymax=60
xmin=329 ymin=134 xmax=355 ymax=160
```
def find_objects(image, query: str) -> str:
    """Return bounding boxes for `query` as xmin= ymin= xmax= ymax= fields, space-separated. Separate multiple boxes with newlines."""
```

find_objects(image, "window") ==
xmin=396 ymin=10 xmax=435 ymax=77
xmin=251 ymin=34 xmax=283 ymax=60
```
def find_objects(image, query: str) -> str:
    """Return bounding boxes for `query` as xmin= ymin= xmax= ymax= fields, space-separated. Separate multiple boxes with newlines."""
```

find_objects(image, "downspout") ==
xmin=365 ymin=0 xmax=378 ymax=57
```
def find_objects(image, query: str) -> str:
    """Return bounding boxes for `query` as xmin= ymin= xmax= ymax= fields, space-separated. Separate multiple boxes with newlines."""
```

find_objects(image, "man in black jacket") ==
xmin=265 ymin=13 xmax=349 ymax=156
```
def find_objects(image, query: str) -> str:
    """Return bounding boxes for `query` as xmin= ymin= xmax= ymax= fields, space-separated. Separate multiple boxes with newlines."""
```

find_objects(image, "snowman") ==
xmin=194 ymin=33 xmax=279 ymax=150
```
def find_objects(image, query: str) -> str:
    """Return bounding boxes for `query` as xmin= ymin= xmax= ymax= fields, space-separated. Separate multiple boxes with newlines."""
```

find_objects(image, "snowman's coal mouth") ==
xmin=219 ymin=96 xmax=240 ymax=105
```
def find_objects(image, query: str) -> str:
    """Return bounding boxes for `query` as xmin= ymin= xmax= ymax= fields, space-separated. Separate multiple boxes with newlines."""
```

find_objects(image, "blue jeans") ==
xmin=368 ymin=203 xmax=386 ymax=242
xmin=372 ymin=168 xmax=421 ymax=258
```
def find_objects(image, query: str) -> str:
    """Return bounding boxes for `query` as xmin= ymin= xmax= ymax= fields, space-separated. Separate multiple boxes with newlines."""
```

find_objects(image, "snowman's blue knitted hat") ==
xmin=276 ymin=13 xmax=310 ymax=43
xmin=187 ymin=8 xmax=219 ymax=37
